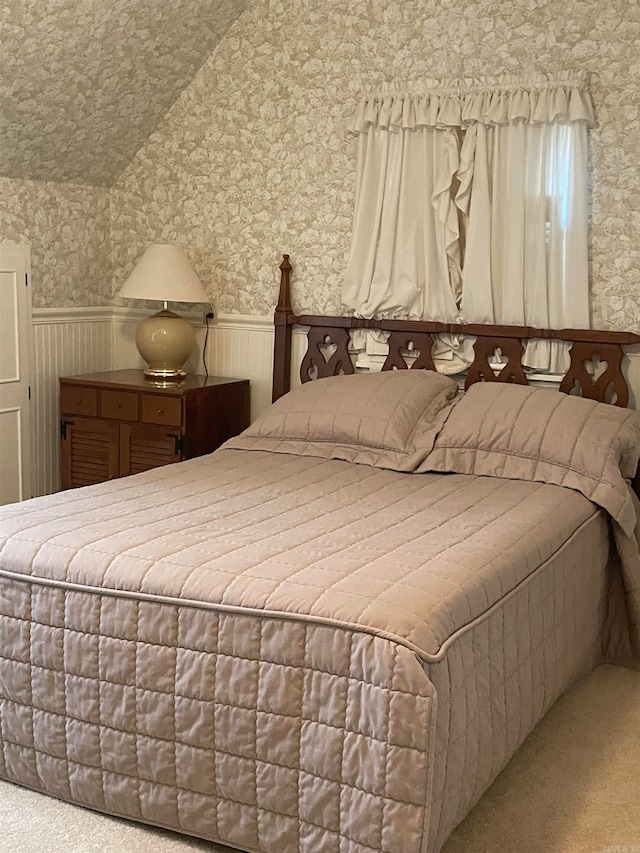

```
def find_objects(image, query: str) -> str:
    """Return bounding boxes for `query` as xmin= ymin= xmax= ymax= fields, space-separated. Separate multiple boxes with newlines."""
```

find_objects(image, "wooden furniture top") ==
xmin=61 ymin=370 xmax=248 ymax=395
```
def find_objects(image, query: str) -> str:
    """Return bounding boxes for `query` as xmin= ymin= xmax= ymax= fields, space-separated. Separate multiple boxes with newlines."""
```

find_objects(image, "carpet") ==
xmin=1 ymin=664 xmax=639 ymax=852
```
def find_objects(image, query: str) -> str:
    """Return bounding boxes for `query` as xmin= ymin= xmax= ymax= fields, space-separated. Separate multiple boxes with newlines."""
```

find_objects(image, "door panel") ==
xmin=120 ymin=423 xmax=181 ymax=476
xmin=60 ymin=417 xmax=119 ymax=489
xmin=0 ymin=273 xmax=19 ymax=381
xmin=0 ymin=246 xmax=31 ymax=505
xmin=0 ymin=408 xmax=22 ymax=504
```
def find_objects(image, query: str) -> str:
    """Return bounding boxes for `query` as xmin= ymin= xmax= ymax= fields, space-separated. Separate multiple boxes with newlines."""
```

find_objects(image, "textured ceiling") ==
xmin=0 ymin=0 xmax=246 ymax=186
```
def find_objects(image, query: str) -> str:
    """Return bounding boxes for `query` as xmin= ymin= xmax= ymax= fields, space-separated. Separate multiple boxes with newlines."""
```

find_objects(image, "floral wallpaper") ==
xmin=108 ymin=0 xmax=640 ymax=332
xmin=0 ymin=178 xmax=112 ymax=307
xmin=0 ymin=0 xmax=246 ymax=186
xmin=4 ymin=0 xmax=638 ymax=330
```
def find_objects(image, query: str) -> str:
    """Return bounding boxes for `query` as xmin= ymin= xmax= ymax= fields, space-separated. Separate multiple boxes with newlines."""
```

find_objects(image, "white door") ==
xmin=0 ymin=244 xmax=32 ymax=504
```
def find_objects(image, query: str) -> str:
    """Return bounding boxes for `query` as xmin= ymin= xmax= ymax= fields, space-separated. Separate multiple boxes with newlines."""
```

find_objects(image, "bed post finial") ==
xmin=277 ymin=254 xmax=293 ymax=313
xmin=272 ymin=254 xmax=294 ymax=403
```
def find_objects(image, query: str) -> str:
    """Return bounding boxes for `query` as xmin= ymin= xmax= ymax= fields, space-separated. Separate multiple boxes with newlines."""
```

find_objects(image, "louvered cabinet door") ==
xmin=60 ymin=417 xmax=119 ymax=489
xmin=119 ymin=423 xmax=181 ymax=476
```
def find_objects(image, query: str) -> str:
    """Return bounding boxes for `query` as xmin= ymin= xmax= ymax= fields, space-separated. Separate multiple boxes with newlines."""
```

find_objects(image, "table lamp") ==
xmin=115 ymin=244 xmax=209 ymax=380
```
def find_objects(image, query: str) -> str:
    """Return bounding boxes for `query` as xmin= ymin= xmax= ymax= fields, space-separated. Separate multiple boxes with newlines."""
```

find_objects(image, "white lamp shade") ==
xmin=115 ymin=244 xmax=209 ymax=304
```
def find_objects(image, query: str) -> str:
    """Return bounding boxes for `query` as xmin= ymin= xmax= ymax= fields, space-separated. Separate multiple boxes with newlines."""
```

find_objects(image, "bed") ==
xmin=1 ymin=255 xmax=640 ymax=853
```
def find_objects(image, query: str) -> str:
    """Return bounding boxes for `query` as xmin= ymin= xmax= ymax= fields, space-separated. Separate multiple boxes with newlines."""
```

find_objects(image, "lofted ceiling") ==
xmin=0 ymin=0 xmax=246 ymax=186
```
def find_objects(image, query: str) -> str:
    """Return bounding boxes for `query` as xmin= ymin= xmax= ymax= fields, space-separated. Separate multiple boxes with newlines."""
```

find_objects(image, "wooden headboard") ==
xmin=272 ymin=254 xmax=640 ymax=410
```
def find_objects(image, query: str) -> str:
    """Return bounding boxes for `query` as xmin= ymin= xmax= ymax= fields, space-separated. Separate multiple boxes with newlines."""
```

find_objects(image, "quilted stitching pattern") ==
xmin=0 ymin=450 xmax=598 ymax=659
xmin=231 ymin=370 xmax=458 ymax=472
xmin=0 ymin=449 xmax=627 ymax=853
xmin=426 ymin=510 xmax=611 ymax=852
xmin=0 ymin=585 xmax=434 ymax=853
xmin=242 ymin=371 xmax=457 ymax=450
xmin=423 ymin=382 xmax=640 ymax=536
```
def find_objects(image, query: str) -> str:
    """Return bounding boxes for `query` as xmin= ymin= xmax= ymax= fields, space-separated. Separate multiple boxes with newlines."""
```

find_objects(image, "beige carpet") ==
xmin=1 ymin=664 xmax=639 ymax=853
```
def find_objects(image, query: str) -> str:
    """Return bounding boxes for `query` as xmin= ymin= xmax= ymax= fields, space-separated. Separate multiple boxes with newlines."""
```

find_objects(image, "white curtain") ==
xmin=342 ymin=123 xmax=461 ymax=324
xmin=342 ymin=74 xmax=594 ymax=372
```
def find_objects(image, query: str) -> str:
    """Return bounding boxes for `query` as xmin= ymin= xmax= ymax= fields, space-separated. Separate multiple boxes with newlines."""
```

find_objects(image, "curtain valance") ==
xmin=349 ymin=72 xmax=594 ymax=132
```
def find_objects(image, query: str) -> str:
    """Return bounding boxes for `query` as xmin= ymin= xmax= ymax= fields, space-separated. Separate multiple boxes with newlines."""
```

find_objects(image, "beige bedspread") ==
xmin=0 ymin=449 xmax=608 ymax=656
xmin=0 ymin=447 xmax=628 ymax=853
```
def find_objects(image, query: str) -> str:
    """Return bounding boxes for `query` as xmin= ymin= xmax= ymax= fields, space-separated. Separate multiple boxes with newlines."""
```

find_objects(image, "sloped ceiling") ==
xmin=0 ymin=0 xmax=246 ymax=186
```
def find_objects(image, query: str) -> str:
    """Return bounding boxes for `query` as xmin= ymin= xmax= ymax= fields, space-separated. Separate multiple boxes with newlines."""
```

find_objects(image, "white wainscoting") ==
xmin=32 ymin=308 xmax=113 ymax=496
xmin=200 ymin=315 xmax=275 ymax=421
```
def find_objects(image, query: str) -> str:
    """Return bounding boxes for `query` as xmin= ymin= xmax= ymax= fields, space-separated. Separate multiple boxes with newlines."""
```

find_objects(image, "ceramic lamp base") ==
xmin=135 ymin=309 xmax=195 ymax=379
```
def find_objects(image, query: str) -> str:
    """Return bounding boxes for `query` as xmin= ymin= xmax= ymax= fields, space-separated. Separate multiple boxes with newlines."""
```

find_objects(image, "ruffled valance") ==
xmin=349 ymin=72 xmax=594 ymax=132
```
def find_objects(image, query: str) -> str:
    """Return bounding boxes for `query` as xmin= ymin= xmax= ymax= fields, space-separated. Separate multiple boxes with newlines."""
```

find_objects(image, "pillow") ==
xmin=420 ymin=382 xmax=640 ymax=536
xmin=226 ymin=369 xmax=459 ymax=471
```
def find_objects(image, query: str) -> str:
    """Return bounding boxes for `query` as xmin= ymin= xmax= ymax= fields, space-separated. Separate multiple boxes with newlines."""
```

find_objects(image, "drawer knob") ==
xmin=157 ymin=408 xmax=164 ymax=414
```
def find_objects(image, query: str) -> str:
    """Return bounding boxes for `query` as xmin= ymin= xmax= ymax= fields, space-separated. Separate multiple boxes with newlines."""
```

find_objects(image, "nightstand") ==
xmin=60 ymin=369 xmax=250 ymax=490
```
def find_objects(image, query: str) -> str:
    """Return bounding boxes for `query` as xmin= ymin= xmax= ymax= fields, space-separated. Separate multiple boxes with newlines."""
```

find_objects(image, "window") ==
xmin=342 ymin=73 xmax=593 ymax=372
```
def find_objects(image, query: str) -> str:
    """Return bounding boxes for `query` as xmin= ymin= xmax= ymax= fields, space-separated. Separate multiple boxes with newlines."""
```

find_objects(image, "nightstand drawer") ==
xmin=60 ymin=385 xmax=98 ymax=417
xmin=100 ymin=390 xmax=139 ymax=421
xmin=141 ymin=394 xmax=182 ymax=426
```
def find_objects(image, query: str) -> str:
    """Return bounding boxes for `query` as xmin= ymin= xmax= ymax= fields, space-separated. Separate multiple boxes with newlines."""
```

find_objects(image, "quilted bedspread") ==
xmin=0 ymin=449 xmax=628 ymax=852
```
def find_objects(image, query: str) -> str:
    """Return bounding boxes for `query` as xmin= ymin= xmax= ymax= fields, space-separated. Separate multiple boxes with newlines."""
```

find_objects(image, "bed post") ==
xmin=272 ymin=254 xmax=293 ymax=402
